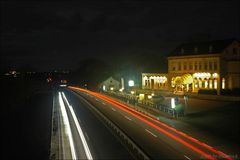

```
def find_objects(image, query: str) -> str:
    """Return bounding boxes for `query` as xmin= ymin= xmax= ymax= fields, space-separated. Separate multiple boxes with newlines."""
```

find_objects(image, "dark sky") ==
xmin=1 ymin=0 xmax=239 ymax=71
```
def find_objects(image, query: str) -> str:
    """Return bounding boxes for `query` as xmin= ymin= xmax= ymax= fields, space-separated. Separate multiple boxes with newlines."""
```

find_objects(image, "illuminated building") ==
xmin=142 ymin=73 xmax=168 ymax=90
xmin=168 ymin=39 xmax=240 ymax=95
xmin=99 ymin=77 xmax=120 ymax=91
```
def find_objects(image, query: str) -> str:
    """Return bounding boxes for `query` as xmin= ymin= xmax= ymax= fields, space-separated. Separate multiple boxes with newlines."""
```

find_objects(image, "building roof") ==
xmin=169 ymin=38 xmax=238 ymax=57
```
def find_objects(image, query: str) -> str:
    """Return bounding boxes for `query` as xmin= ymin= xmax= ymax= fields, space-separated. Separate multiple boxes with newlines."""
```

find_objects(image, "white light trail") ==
xmin=58 ymin=92 xmax=77 ymax=160
xmin=62 ymin=92 xmax=93 ymax=160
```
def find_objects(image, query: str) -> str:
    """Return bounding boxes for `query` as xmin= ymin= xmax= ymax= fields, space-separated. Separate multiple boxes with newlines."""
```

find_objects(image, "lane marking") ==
xmin=124 ymin=116 xmax=132 ymax=121
xmin=111 ymin=108 xmax=116 ymax=111
xmin=184 ymin=155 xmax=191 ymax=160
xmin=145 ymin=129 xmax=157 ymax=138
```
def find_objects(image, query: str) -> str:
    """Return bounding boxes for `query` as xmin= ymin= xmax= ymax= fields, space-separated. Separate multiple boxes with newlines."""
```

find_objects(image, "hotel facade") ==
xmin=142 ymin=39 xmax=240 ymax=95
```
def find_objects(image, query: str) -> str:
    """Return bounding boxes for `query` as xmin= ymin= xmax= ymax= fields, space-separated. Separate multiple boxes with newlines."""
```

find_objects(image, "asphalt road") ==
xmin=60 ymin=89 xmax=133 ymax=159
xmin=68 ymin=87 xmax=236 ymax=160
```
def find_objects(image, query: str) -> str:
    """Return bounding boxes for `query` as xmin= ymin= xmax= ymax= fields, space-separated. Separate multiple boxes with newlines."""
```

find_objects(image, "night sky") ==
xmin=1 ymin=0 xmax=239 ymax=71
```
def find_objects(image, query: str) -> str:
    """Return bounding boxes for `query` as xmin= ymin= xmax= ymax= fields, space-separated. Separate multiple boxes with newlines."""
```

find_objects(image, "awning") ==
xmin=181 ymin=74 xmax=193 ymax=84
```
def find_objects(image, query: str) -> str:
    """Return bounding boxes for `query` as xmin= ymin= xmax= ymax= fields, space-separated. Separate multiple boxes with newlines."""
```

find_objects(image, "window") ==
xmin=204 ymin=61 xmax=208 ymax=70
xmin=172 ymin=66 xmax=176 ymax=71
xmin=183 ymin=62 xmax=187 ymax=70
xmin=213 ymin=61 xmax=218 ymax=70
xmin=178 ymin=62 xmax=181 ymax=70
xmin=209 ymin=61 xmax=212 ymax=70
xmin=194 ymin=47 xmax=198 ymax=53
xmin=189 ymin=62 xmax=193 ymax=70
xmin=194 ymin=62 xmax=198 ymax=70
xmin=209 ymin=45 xmax=213 ymax=52
xmin=222 ymin=78 xmax=225 ymax=89
xmin=214 ymin=79 xmax=217 ymax=89
xmin=181 ymin=48 xmax=184 ymax=54
xmin=199 ymin=62 xmax=202 ymax=70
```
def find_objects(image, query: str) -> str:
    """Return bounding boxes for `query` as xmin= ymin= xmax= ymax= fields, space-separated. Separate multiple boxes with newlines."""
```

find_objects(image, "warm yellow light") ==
xmin=212 ymin=73 xmax=218 ymax=78
xmin=204 ymin=80 xmax=208 ymax=88
xmin=209 ymin=80 xmax=213 ymax=88
xmin=222 ymin=78 xmax=225 ymax=89
xmin=130 ymin=91 xmax=135 ymax=94
xmin=214 ymin=79 xmax=217 ymax=89
xmin=139 ymin=94 xmax=145 ymax=100
xmin=151 ymin=93 xmax=154 ymax=96
xmin=148 ymin=95 xmax=152 ymax=99
xmin=110 ymin=87 xmax=114 ymax=91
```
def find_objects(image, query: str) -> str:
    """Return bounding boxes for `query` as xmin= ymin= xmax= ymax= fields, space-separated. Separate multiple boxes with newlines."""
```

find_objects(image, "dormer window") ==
xmin=209 ymin=45 xmax=213 ymax=52
xmin=181 ymin=48 xmax=184 ymax=54
xmin=194 ymin=47 xmax=198 ymax=53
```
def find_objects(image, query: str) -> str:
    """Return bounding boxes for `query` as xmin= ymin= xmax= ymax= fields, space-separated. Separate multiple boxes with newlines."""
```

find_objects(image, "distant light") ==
xmin=148 ymin=95 xmax=152 ymax=99
xmin=60 ymin=84 xmax=67 ymax=87
xmin=119 ymin=88 xmax=124 ymax=92
xmin=151 ymin=93 xmax=154 ymax=96
xmin=110 ymin=87 xmax=114 ymax=91
xmin=130 ymin=91 xmax=135 ymax=94
xmin=103 ymin=85 xmax=106 ymax=91
xmin=128 ymin=80 xmax=134 ymax=87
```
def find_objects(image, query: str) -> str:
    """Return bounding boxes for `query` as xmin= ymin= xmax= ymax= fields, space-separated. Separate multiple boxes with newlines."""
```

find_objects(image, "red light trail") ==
xmin=69 ymin=87 xmax=233 ymax=160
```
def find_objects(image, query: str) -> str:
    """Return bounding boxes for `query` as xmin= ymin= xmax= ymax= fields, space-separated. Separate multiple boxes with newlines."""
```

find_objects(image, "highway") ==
xmin=67 ymin=86 xmax=235 ymax=160
xmin=51 ymin=90 xmax=133 ymax=159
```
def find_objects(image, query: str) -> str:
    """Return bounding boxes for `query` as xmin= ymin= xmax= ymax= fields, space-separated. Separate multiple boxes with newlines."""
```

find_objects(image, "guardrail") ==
xmin=104 ymin=92 xmax=180 ymax=118
xmin=71 ymin=91 xmax=150 ymax=160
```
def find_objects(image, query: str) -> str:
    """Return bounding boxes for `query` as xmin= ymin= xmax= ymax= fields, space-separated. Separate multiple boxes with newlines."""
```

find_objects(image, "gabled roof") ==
xmin=100 ymin=76 xmax=120 ymax=85
xmin=169 ymin=38 xmax=238 ymax=57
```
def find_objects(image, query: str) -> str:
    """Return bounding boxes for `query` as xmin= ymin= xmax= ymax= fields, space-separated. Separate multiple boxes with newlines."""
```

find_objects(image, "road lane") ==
xmin=69 ymin=87 xmax=234 ymax=160
xmin=63 ymin=90 xmax=133 ymax=159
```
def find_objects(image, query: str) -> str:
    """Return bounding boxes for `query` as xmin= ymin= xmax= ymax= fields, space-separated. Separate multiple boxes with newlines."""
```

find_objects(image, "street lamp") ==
xmin=128 ymin=80 xmax=134 ymax=87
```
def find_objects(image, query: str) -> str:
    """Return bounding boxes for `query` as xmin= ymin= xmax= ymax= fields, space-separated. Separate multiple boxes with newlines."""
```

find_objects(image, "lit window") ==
xmin=199 ymin=80 xmax=202 ymax=88
xmin=222 ymin=78 xmax=225 ymax=89
xmin=204 ymin=79 xmax=208 ymax=88
xmin=214 ymin=79 xmax=217 ymax=89
xmin=209 ymin=79 xmax=213 ymax=88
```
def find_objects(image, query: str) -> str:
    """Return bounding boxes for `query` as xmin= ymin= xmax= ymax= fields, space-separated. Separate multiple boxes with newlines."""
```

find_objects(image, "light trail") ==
xmin=69 ymin=87 xmax=233 ymax=160
xmin=58 ymin=92 xmax=77 ymax=160
xmin=93 ymin=92 xmax=233 ymax=160
xmin=62 ymin=92 xmax=93 ymax=160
